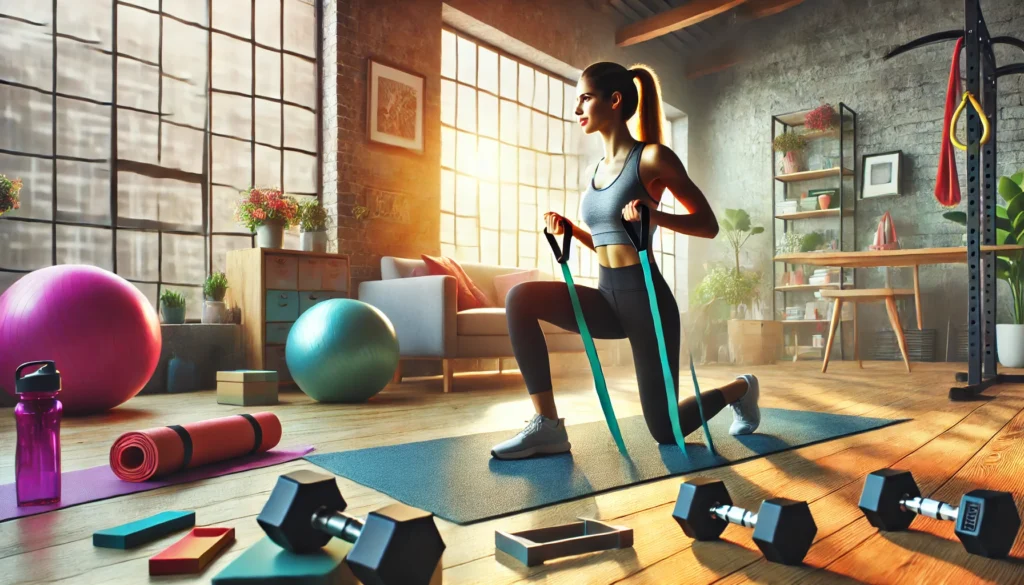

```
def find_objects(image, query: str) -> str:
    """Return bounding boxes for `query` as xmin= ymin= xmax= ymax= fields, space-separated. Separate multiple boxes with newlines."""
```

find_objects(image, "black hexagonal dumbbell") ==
xmin=858 ymin=468 xmax=1021 ymax=559
xmin=256 ymin=470 xmax=446 ymax=585
xmin=672 ymin=477 xmax=818 ymax=565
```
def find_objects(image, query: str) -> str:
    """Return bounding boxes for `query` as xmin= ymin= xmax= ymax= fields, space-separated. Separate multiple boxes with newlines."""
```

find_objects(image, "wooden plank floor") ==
xmin=2 ymin=361 xmax=1024 ymax=584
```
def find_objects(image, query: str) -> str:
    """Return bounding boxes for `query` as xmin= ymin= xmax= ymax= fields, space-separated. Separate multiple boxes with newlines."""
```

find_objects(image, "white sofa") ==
xmin=357 ymin=256 xmax=586 ymax=392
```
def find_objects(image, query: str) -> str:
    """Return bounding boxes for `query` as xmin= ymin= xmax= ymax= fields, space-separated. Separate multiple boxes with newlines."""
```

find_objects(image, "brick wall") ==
xmin=320 ymin=0 xmax=701 ymax=377
xmin=686 ymin=0 xmax=1024 ymax=360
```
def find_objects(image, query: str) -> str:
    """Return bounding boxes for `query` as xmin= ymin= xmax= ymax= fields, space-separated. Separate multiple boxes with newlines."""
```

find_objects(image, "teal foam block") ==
xmin=212 ymin=536 xmax=356 ymax=585
xmin=93 ymin=510 xmax=196 ymax=549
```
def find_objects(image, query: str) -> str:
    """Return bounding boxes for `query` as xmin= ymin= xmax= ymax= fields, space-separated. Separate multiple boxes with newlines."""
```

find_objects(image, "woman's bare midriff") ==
xmin=597 ymin=244 xmax=645 ymax=268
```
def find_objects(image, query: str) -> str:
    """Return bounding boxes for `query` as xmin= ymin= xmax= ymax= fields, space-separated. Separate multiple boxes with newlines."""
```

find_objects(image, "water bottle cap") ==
xmin=15 ymin=361 xmax=62 ymax=394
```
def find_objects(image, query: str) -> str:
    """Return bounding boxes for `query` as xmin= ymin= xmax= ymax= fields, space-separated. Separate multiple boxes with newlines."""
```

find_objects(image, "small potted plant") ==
xmin=773 ymin=132 xmax=807 ymax=175
xmin=804 ymin=103 xmax=838 ymax=133
xmin=298 ymin=199 xmax=330 ymax=252
xmin=0 ymin=173 xmax=23 ymax=217
xmin=234 ymin=186 xmax=299 ymax=249
xmin=159 ymin=289 xmax=187 ymax=325
xmin=202 ymin=271 xmax=229 ymax=324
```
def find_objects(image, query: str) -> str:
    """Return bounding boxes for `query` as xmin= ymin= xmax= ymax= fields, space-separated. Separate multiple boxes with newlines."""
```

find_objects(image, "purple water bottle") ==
xmin=14 ymin=360 xmax=63 ymax=507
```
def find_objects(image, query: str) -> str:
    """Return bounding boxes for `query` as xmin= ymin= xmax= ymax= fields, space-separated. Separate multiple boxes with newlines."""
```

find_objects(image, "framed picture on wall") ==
xmin=367 ymin=58 xmax=425 ymax=152
xmin=861 ymin=151 xmax=902 ymax=199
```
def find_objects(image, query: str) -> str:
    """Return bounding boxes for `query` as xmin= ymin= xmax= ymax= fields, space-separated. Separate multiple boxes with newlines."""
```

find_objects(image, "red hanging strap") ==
xmin=936 ymin=36 xmax=964 ymax=207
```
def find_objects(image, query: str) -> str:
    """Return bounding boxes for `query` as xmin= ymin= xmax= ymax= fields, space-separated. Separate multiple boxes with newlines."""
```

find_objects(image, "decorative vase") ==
xmin=783 ymin=151 xmax=801 ymax=174
xmin=255 ymin=220 xmax=285 ymax=248
xmin=202 ymin=300 xmax=227 ymax=324
xmin=818 ymin=194 xmax=832 ymax=210
xmin=997 ymin=324 xmax=1024 ymax=368
xmin=300 ymin=230 xmax=328 ymax=253
xmin=160 ymin=303 xmax=186 ymax=325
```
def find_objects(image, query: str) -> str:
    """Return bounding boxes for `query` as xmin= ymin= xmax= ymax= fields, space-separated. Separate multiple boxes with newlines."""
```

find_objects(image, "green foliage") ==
xmin=0 ymin=173 xmax=23 ymax=217
xmin=298 ymin=199 xmax=330 ymax=232
xmin=160 ymin=289 xmax=186 ymax=309
xmin=203 ymin=271 xmax=229 ymax=301
xmin=772 ymin=132 xmax=807 ymax=153
xmin=695 ymin=264 xmax=761 ymax=309
xmin=943 ymin=167 xmax=1024 ymax=323
xmin=719 ymin=208 xmax=765 ymax=275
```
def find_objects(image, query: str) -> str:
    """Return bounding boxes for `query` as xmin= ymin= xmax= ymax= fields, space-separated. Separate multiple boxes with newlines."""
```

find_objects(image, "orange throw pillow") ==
xmin=420 ymin=255 xmax=491 ymax=310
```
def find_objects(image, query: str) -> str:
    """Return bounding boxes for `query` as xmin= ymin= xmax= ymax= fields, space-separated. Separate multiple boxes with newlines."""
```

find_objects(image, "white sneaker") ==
xmin=490 ymin=414 xmax=572 ymax=460
xmin=729 ymin=374 xmax=761 ymax=435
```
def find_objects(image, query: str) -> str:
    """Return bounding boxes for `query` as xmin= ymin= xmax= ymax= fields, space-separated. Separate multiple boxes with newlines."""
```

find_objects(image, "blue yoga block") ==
xmin=212 ymin=536 xmax=355 ymax=584
xmin=93 ymin=510 xmax=196 ymax=549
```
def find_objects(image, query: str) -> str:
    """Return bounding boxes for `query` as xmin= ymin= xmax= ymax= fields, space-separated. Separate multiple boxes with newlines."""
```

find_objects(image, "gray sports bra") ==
xmin=579 ymin=141 xmax=658 ymax=248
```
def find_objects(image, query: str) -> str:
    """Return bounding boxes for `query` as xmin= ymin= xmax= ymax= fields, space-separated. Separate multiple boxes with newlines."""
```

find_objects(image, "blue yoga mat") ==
xmin=306 ymin=408 xmax=906 ymax=525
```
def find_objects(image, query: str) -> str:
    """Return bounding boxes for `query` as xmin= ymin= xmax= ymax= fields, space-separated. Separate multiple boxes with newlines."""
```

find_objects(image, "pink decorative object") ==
xmin=783 ymin=151 xmax=800 ymax=174
xmin=869 ymin=211 xmax=900 ymax=250
xmin=494 ymin=269 xmax=543 ymax=307
xmin=818 ymin=194 xmax=832 ymax=210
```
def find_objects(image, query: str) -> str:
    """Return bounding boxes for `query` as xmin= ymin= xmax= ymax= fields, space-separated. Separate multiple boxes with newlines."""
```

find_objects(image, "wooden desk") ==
xmin=774 ymin=245 xmax=1024 ymax=268
xmin=773 ymin=245 xmax=1024 ymax=363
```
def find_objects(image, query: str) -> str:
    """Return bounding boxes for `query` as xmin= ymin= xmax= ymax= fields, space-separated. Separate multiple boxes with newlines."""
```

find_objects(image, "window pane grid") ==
xmin=0 ymin=0 xmax=322 ymax=319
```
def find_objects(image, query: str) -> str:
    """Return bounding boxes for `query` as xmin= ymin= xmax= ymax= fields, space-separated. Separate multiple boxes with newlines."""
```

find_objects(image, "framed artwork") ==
xmin=861 ymin=151 xmax=902 ymax=199
xmin=367 ymin=58 xmax=425 ymax=152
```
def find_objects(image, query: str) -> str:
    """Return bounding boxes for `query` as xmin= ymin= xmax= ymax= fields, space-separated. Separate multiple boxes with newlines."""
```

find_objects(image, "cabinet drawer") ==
xmin=265 ymin=255 xmax=298 ymax=289
xmin=266 ymin=321 xmax=294 ymax=345
xmin=298 ymin=257 xmax=324 ymax=290
xmin=299 ymin=290 xmax=334 ymax=314
xmin=266 ymin=290 xmax=299 ymax=322
xmin=264 ymin=345 xmax=291 ymax=382
xmin=322 ymin=258 xmax=348 ymax=292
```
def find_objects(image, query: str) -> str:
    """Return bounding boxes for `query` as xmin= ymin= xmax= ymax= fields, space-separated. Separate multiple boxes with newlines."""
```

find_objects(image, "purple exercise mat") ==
xmin=0 ymin=445 xmax=315 ymax=522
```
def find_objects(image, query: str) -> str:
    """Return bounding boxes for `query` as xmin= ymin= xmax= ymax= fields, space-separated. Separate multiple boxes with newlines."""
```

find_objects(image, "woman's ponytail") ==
xmin=629 ymin=65 xmax=665 ymax=145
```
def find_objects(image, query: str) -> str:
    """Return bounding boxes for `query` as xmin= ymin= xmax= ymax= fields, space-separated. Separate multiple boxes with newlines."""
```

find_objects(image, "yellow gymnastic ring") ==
xmin=950 ymin=91 xmax=991 ymax=151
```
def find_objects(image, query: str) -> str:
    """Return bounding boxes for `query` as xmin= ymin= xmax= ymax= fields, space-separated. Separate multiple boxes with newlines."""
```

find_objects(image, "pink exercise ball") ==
xmin=0 ymin=264 xmax=162 ymax=415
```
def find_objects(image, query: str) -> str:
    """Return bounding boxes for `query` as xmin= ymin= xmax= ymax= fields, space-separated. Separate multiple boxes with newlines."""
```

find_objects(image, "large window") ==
xmin=439 ymin=28 xmax=676 ymax=291
xmin=0 ymin=0 xmax=320 ymax=319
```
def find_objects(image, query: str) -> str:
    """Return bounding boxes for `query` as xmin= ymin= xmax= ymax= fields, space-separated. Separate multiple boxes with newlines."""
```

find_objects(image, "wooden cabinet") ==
xmin=226 ymin=248 xmax=351 ymax=384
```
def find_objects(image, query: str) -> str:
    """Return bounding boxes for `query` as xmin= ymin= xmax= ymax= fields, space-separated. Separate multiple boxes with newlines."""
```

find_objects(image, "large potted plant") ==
xmin=202 ymin=271 xmax=229 ymax=324
xmin=235 ymin=186 xmax=299 ymax=249
xmin=944 ymin=167 xmax=1024 ymax=366
xmin=159 ymin=289 xmax=187 ymax=325
xmin=0 ymin=173 xmax=23 ymax=217
xmin=698 ymin=209 xmax=781 ymax=364
xmin=773 ymin=132 xmax=807 ymax=175
xmin=298 ymin=199 xmax=330 ymax=252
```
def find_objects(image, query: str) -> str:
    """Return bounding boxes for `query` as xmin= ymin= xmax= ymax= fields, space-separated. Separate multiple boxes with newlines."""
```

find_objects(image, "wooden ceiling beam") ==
xmin=615 ymin=0 xmax=748 ymax=47
xmin=741 ymin=0 xmax=806 ymax=19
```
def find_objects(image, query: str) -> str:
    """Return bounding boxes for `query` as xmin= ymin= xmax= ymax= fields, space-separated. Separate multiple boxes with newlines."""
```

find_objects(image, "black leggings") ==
xmin=506 ymin=262 xmax=727 ymax=445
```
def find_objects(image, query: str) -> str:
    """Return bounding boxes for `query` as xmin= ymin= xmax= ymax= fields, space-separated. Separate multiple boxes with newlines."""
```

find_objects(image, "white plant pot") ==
xmin=996 ymin=323 xmax=1024 ymax=368
xmin=301 ymin=230 xmax=328 ymax=253
xmin=202 ymin=300 xmax=227 ymax=324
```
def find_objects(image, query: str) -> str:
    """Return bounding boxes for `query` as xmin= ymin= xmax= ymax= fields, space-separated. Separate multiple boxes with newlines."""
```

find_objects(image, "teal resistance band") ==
xmin=621 ymin=206 xmax=716 ymax=456
xmin=544 ymin=223 xmax=628 ymax=455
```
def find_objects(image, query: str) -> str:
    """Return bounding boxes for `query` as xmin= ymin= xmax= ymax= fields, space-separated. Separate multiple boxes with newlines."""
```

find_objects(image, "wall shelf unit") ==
xmin=771 ymin=103 xmax=858 ymax=361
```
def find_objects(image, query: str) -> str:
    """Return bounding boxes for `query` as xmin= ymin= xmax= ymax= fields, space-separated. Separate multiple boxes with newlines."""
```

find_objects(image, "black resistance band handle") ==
xmin=620 ymin=204 xmax=650 ymax=252
xmin=544 ymin=219 xmax=574 ymax=264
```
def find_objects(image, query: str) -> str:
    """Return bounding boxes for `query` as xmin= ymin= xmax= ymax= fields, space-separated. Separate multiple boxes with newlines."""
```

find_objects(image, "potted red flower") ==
xmin=0 ymin=174 xmax=23 ymax=217
xmin=805 ymin=103 xmax=838 ymax=133
xmin=234 ymin=186 xmax=299 ymax=248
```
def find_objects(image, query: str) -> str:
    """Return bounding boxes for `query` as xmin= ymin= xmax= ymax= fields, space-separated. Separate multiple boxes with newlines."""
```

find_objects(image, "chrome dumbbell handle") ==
xmin=311 ymin=506 xmax=364 ymax=543
xmin=711 ymin=504 xmax=758 ymax=529
xmin=900 ymin=496 xmax=958 ymax=522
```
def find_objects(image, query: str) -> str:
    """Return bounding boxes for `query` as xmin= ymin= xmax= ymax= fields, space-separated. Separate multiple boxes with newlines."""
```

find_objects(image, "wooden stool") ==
xmin=819 ymin=288 xmax=917 ymax=373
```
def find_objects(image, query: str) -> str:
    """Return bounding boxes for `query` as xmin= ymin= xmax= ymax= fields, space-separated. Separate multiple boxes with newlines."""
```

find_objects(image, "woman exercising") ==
xmin=491 ymin=62 xmax=761 ymax=460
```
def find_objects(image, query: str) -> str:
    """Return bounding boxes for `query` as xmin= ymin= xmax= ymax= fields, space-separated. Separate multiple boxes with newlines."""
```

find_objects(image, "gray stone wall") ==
xmin=687 ymin=0 xmax=1024 ymax=360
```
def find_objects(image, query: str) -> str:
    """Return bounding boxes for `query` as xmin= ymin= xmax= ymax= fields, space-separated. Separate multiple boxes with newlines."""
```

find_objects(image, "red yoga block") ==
xmin=149 ymin=526 xmax=236 ymax=576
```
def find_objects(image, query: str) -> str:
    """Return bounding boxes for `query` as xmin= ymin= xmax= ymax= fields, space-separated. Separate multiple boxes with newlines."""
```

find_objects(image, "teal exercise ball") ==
xmin=285 ymin=299 xmax=399 ymax=403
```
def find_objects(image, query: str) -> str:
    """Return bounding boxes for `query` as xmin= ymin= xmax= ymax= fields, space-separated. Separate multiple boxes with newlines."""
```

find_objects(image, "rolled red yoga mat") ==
xmin=109 ymin=412 xmax=283 ymax=482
